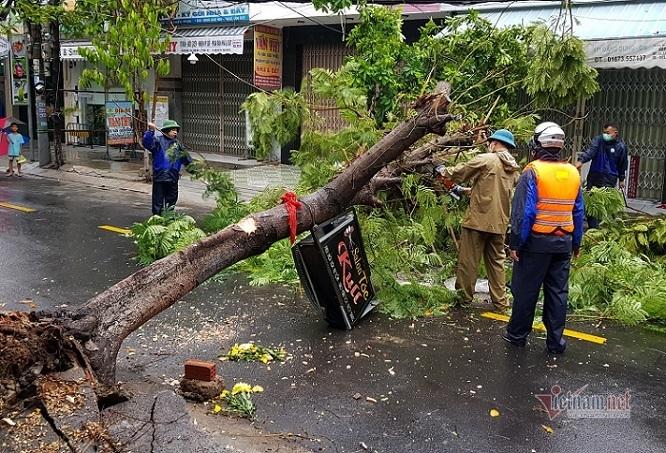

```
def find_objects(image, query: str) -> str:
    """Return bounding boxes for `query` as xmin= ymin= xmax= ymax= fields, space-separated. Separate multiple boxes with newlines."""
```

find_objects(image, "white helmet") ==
xmin=534 ymin=122 xmax=560 ymax=136
xmin=537 ymin=124 xmax=565 ymax=149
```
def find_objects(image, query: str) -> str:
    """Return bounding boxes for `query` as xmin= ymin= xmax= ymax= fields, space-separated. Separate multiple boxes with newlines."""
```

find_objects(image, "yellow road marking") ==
xmin=480 ymin=311 xmax=607 ymax=345
xmin=0 ymin=202 xmax=36 ymax=213
xmin=98 ymin=225 xmax=132 ymax=235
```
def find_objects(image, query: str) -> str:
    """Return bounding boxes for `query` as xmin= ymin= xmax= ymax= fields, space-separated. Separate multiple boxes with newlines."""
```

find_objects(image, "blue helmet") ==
xmin=488 ymin=129 xmax=516 ymax=149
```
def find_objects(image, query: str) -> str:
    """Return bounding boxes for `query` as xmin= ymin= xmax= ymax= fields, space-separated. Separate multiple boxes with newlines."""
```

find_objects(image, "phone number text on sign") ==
xmin=595 ymin=54 xmax=648 ymax=63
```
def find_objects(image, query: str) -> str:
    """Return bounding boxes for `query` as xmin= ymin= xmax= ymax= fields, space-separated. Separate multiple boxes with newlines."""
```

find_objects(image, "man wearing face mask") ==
xmin=143 ymin=120 xmax=193 ymax=215
xmin=575 ymin=123 xmax=628 ymax=228
xmin=435 ymin=129 xmax=521 ymax=309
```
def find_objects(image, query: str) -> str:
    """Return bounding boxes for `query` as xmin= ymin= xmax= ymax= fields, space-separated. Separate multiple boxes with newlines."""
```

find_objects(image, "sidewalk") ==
xmin=2 ymin=145 xmax=301 ymax=209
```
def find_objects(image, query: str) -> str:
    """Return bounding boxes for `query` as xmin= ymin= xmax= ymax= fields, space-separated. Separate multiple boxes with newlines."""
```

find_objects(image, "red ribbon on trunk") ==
xmin=281 ymin=191 xmax=301 ymax=245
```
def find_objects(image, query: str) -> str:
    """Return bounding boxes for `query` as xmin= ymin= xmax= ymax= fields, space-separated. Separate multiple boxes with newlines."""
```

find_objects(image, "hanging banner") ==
xmin=586 ymin=37 xmax=666 ymax=69
xmin=253 ymin=25 xmax=282 ymax=91
xmin=165 ymin=31 xmax=245 ymax=55
xmin=145 ymin=96 xmax=170 ymax=129
xmin=105 ymin=101 xmax=134 ymax=145
xmin=172 ymin=1 xmax=249 ymax=26
xmin=10 ymin=36 xmax=29 ymax=105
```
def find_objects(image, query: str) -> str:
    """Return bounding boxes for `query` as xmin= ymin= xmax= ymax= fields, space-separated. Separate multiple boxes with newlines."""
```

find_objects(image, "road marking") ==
xmin=98 ymin=225 xmax=132 ymax=235
xmin=0 ymin=201 xmax=36 ymax=213
xmin=481 ymin=311 xmax=607 ymax=345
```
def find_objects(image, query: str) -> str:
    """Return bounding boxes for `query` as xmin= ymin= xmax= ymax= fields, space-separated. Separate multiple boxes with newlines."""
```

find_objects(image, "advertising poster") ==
xmin=10 ymin=36 xmax=28 ymax=105
xmin=105 ymin=101 xmax=134 ymax=145
xmin=253 ymin=25 xmax=282 ymax=91
xmin=146 ymin=96 xmax=170 ymax=129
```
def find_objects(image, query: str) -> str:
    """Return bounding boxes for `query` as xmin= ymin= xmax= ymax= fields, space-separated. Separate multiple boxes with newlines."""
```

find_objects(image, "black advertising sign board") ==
xmin=292 ymin=208 xmax=378 ymax=329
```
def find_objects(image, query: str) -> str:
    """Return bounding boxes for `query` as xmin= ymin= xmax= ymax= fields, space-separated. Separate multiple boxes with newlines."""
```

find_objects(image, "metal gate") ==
xmin=222 ymin=52 xmax=255 ymax=157
xmin=182 ymin=48 xmax=255 ymax=156
xmin=182 ymin=56 xmax=220 ymax=153
xmin=580 ymin=69 xmax=666 ymax=200
xmin=302 ymin=42 xmax=353 ymax=132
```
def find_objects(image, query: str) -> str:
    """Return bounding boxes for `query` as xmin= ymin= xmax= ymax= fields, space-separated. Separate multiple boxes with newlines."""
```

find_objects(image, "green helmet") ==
xmin=161 ymin=119 xmax=180 ymax=131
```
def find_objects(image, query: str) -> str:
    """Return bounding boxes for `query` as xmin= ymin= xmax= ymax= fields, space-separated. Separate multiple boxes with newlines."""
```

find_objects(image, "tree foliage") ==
xmin=131 ymin=211 xmax=205 ymax=265
xmin=132 ymin=6 xmax=605 ymax=320
xmin=241 ymin=89 xmax=308 ymax=160
xmin=582 ymin=186 xmax=626 ymax=226
xmin=229 ymin=7 xmax=599 ymax=318
xmin=75 ymin=0 xmax=174 ymax=104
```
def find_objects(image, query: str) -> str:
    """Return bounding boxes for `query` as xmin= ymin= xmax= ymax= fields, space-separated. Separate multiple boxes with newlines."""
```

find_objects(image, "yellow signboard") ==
xmin=253 ymin=25 xmax=282 ymax=91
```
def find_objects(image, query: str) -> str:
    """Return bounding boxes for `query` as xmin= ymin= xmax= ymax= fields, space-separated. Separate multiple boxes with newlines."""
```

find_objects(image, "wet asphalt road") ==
xmin=1 ymin=176 xmax=665 ymax=453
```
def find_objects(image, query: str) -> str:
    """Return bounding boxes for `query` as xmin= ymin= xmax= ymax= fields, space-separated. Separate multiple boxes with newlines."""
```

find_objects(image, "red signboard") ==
xmin=628 ymin=154 xmax=640 ymax=199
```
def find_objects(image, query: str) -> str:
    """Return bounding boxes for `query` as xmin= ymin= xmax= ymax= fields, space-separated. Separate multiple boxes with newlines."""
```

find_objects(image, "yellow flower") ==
xmin=231 ymin=382 xmax=252 ymax=395
xmin=251 ymin=385 xmax=264 ymax=393
xmin=259 ymin=354 xmax=272 ymax=364
xmin=213 ymin=404 xmax=222 ymax=414
xmin=220 ymin=390 xmax=230 ymax=398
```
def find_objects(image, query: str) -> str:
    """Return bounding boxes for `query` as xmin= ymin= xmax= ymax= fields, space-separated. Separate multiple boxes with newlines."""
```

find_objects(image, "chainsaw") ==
xmin=434 ymin=165 xmax=467 ymax=201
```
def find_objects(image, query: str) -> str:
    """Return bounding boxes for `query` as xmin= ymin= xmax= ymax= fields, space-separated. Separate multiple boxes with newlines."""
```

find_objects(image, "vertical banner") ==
xmin=105 ymin=101 xmax=135 ymax=145
xmin=253 ymin=25 xmax=282 ymax=91
xmin=9 ymin=36 xmax=29 ymax=105
xmin=627 ymin=155 xmax=640 ymax=199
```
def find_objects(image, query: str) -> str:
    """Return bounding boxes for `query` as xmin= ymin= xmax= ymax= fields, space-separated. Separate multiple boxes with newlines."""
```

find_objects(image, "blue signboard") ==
xmin=172 ymin=1 xmax=250 ymax=26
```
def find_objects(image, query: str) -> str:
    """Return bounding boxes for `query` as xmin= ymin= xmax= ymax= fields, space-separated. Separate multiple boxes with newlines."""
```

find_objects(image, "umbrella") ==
xmin=0 ymin=116 xmax=25 ymax=128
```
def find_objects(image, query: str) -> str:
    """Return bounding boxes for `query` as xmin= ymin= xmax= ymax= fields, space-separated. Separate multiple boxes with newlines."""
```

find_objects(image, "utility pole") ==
xmin=28 ymin=22 xmax=50 ymax=167
xmin=47 ymin=0 xmax=64 ymax=167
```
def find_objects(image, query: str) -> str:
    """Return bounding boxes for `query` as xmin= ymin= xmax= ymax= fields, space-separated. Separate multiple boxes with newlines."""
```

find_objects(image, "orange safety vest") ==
xmin=526 ymin=160 xmax=580 ymax=234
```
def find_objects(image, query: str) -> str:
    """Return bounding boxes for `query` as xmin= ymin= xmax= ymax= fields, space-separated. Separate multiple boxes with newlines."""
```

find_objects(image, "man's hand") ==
xmin=510 ymin=250 xmax=520 ymax=262
xmin=147 ymin=122 xmax=157 ymax=131
xmin=573 ymin=249 xmax=580 ymax=260
xmin=619 ymin=180 xmax=626 ymax=190
xmin=575 ymin=161 xmax=583 ymax=170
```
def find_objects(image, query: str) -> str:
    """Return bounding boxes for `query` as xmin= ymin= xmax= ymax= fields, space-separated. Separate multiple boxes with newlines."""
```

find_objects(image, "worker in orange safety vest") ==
xmin=502 ymin=122 xmax=585 ymax=354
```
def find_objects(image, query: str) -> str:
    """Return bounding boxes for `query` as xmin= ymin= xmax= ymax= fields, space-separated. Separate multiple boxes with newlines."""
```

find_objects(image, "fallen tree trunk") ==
xmin=1 ymin=84 xmax=453 ymax=397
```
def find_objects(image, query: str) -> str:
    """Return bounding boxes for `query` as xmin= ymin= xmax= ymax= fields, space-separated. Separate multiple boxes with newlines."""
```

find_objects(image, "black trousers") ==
xmin=152 ymin=180 xmax=179 ymax=215
xmin=506 ymin=250 xmax=571 ymax=352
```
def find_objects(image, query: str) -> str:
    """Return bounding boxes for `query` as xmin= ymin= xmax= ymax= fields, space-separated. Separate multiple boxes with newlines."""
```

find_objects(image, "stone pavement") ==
xmin=1 ymin=145 xmax=301 ymax=208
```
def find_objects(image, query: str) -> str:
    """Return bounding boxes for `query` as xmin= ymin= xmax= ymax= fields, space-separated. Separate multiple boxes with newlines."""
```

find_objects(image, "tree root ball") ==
xmin=0 ymin=312 xmax=77 ymax=412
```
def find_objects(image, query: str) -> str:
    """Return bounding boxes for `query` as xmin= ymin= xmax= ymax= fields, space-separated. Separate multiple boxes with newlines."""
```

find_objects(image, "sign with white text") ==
xmin=172 ymin=1 xmax=249 ymax=26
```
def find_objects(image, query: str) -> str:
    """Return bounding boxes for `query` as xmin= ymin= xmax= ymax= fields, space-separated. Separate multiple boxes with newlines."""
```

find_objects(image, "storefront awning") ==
xmin=60 ymin=26 xmax=249 ymax=60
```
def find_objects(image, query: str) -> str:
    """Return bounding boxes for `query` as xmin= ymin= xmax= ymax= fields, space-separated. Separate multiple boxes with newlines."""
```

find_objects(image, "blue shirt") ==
xmin=578 ymin=135 xmax=628 ymax=182
xmin=7 ymin=132 xmax=24 ymax=157
xmin=510 ymin=160 xmax=585 ymax=253
xmin=142 ymin=130 xmax=192 ymax=182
